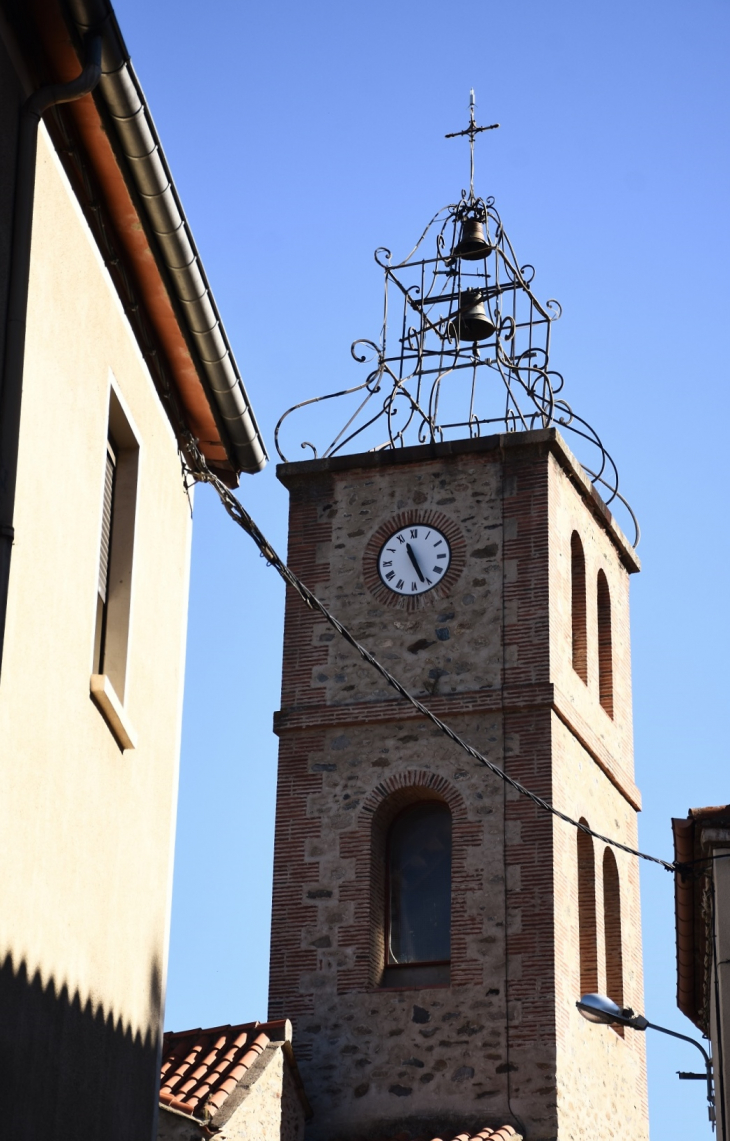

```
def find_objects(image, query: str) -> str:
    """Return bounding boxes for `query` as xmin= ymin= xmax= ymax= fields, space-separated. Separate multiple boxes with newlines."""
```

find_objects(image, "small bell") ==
xmin=450 ymin=289 xmax=496 ymax=342
xmin=452 ymin=218 xmax=491 ymax=260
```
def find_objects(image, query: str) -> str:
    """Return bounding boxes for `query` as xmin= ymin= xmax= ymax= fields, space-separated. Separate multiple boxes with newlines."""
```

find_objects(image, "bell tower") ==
xmin=268 ymin=100 xmax=648 ymax=1141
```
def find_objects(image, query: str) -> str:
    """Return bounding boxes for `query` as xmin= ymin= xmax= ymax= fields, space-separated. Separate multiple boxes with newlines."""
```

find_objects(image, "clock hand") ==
xmin=406 ymin=543 xmax=425 ymax=583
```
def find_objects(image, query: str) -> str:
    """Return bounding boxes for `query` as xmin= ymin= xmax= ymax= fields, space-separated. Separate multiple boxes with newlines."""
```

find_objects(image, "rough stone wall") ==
xmin=270 ymin=432 xmax=646 ymax=1141
xmin=547 ymin=449 xmax=639 ymax=802
xmin=498 ymin=444 xmax=558 ymax=1138
xmin=547 ymin=451 xmax=647 ymax=1139
xmin=157 ymin=1047 xmax=307 ymax=1141
xmin=158 ymin=1106 xmax=206 ymax=1139
xmin=226 ymin=1046 xmax=297 ymax=1141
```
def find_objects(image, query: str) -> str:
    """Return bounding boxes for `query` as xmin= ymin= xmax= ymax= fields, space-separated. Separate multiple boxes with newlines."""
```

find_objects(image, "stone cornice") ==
xmin=277 ymin=428 xmax=640 ymax=574
xmin=273 ymin=680 xmax=641 ymax=811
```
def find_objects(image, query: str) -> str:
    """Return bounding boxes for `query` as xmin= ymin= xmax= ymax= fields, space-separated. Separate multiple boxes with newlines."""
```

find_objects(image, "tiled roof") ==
xmin=430 ymin=1130 xmax=518 ymax=1141
xmin=367 ymin=1129 xmax=519 ymax=1141
xmin=159 ymin=1019 xmax=290 ymax=1120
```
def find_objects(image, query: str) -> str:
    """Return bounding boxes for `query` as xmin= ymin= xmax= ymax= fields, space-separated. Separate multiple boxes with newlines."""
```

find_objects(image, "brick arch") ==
xmin=571 ymin=532 xmax=588 ymax=683
xmin=336 ymin=771 xmax=479 ymax=993
xmin=576 ymin=819 xmax=598 ymax=995
xmin=603 ymin=846 xmax=624 ymax=1035
xmin=358 ymin=769 xmax=469 ymax=829
xmin=597 ymin=569 xmax=614 ymax=718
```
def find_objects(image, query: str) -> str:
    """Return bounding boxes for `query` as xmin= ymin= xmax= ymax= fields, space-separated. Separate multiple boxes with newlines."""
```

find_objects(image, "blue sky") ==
xmin=113 ymin=1 xmax=729 ymax=1136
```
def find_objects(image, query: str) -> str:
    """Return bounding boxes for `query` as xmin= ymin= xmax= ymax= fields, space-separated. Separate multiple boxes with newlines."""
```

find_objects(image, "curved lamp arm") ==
xmin=643 ymin=1019 xmax=711 ymax=1067
xmin=576 ymin=995 xmax=715 ymax=1125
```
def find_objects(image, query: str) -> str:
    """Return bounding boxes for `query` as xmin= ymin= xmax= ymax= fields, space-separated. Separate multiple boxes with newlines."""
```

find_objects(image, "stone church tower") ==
xmin=268 ymin=108 xmax=648 ymax=1141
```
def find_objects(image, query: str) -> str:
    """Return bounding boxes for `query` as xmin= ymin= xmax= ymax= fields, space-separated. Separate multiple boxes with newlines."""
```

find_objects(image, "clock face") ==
xmin=377 ymin=525 xmax=452 ymax=596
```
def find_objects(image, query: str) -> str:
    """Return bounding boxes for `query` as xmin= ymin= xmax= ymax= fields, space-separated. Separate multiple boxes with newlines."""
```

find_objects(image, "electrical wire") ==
xmin=184 ymin=434 xmax=676 ymax=875
xmin=41 ymin=71 xmax=682 ymax=880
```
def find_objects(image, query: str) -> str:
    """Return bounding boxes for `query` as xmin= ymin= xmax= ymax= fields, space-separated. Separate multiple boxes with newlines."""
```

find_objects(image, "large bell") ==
xmin=450 ymin=289 xmax=496 ymax=342
xmin=452 ymin=218 xmax=492 ymax=260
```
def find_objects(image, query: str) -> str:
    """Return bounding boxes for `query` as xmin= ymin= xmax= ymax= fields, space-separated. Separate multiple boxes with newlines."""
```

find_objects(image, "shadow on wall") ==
xmin=0 ymin=951 xmax=162 ymax=1141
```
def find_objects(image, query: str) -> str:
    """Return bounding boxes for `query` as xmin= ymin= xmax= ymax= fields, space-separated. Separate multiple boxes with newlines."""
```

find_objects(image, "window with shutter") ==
xmin=92 ymin=390 xmax=139 ymax=704
xmin=94 ymin=439 xmax=117 ymax=673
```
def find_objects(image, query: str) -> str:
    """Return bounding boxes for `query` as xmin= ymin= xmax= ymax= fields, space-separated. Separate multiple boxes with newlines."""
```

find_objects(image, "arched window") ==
xmin=577 ymin=823 xmax=598 ymax=995
xmin=597 ymin=570 xmax=613 ymax=717
xmin=603 ymin=848 xmax=624 ymax=1033
xmin=383 ymin=802 xmax=451 ymax=987
xmin=571 ymin=533 xmax=587 ymax=683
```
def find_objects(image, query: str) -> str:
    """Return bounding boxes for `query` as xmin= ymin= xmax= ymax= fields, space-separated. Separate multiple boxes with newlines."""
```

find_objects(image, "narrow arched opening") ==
xmin=577 ymin=822 xmax=598 ymax=995
xmin=571 ymin=532 xmax=587 ymax=683
xmin=597 ymin=570 xmax=613 ymax=717
xmin=381 ymin=801 xmax=451 ymax=987
xmin=603 ymin=847 xmax=624 ymax=1034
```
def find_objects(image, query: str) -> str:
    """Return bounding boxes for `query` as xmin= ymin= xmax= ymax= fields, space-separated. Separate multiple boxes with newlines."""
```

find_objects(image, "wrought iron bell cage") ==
xmin=275 ymin=100 xmax=639 ymax=547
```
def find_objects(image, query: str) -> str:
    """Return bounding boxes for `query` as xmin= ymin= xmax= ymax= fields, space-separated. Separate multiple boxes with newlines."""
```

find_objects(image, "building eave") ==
xmin=673 ymin=804 xmax=730 ymax=1036
xmin=7 ymin=0 xmax=266 ymax=483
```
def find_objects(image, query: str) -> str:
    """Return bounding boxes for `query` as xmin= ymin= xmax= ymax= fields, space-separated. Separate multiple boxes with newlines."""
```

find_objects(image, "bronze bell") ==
xmin=450 ymin=289 xmax=496 ymax=342
xmin=452 ymin=218 xmax=491 ymax=260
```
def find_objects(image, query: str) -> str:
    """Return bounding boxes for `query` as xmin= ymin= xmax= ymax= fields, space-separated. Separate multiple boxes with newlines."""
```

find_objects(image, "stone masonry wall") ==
xmin=547 ymin=451 xmax=647 ymax=1140
xmin=269 ymin=431 xmax=646 ymax=1141
xmin=157 ymin=1045 xmax=307 ymax=1141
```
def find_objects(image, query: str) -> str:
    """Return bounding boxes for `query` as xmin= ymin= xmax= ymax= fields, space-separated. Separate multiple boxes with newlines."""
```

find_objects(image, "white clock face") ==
xmin=377 ymin=525 xmax=452 ymax=596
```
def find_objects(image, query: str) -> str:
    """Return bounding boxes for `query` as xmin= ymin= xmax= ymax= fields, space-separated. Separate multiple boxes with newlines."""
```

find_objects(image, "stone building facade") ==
xmin=268 ymin=429 xmax=648 ymax=1141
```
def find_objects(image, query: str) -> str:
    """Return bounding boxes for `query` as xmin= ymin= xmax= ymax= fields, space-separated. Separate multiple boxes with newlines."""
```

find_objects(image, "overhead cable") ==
xmin=185 ymin=436 xmax=676 ymax=875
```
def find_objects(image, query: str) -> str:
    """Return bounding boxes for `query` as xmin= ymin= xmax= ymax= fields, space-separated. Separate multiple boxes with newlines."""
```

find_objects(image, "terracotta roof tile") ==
xmin=353 ymin=1128 xmax=519 ymax=1141
xmin=430 ymin=1129 xmax=519 ymax=1141
xmin=159 ymin=1020 xmax=290 ymax=1121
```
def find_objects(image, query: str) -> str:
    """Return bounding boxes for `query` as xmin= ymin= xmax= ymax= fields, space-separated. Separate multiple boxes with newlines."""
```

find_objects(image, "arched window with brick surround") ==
xmin=597 ymin=569 xmax=613 ymax=717
xmin=603 ymin=847 xmax=624 ymax=1032
xmin=577 ymin=821 xmax=598 ymax=995
xmin=361 ymin=774 xmax=465 ymax=993
xmin=571 ymin=532 xmax=587 ymax=683
xmin=380 ymin=801 xmax=451 ymax=987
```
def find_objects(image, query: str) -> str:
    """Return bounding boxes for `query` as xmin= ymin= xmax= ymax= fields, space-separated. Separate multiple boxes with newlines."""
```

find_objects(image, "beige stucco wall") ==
xmin=0 ymin=122 xmax=192 ymax=1124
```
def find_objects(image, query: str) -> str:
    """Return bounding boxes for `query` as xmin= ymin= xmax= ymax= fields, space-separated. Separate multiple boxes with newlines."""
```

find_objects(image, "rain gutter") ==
xmin=64 ymin=0 xmax=267 ymax=476
xmin=673 ymin=815 xmax=701 ymax=1028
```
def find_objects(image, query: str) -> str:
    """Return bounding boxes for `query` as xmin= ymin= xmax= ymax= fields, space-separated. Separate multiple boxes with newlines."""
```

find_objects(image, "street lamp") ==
xmin=576 ymin=994 xmax=716 ymax=1127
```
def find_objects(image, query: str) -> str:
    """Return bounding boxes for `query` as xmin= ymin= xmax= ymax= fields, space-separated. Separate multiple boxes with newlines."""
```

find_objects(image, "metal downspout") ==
xmin=0 ymin=33 xmax=103 ymax=680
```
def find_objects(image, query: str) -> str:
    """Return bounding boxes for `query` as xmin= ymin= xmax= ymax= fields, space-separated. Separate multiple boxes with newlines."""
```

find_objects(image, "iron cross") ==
xmin=445 ymin=89 xmax=499 ymax=201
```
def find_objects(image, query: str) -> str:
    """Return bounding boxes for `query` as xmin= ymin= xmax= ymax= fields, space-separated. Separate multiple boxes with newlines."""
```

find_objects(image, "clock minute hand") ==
xmin=406 ymin=542 xmax=425 ymax=583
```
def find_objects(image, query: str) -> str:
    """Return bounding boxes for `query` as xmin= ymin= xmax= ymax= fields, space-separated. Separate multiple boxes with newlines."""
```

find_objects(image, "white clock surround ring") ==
xmin=363 ymin=510 xmax=467 ymax=610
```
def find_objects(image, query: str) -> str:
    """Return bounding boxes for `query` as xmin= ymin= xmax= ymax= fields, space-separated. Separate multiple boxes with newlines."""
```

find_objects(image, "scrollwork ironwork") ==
xmin=275 ymin=167 xmax=638 ymax=545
